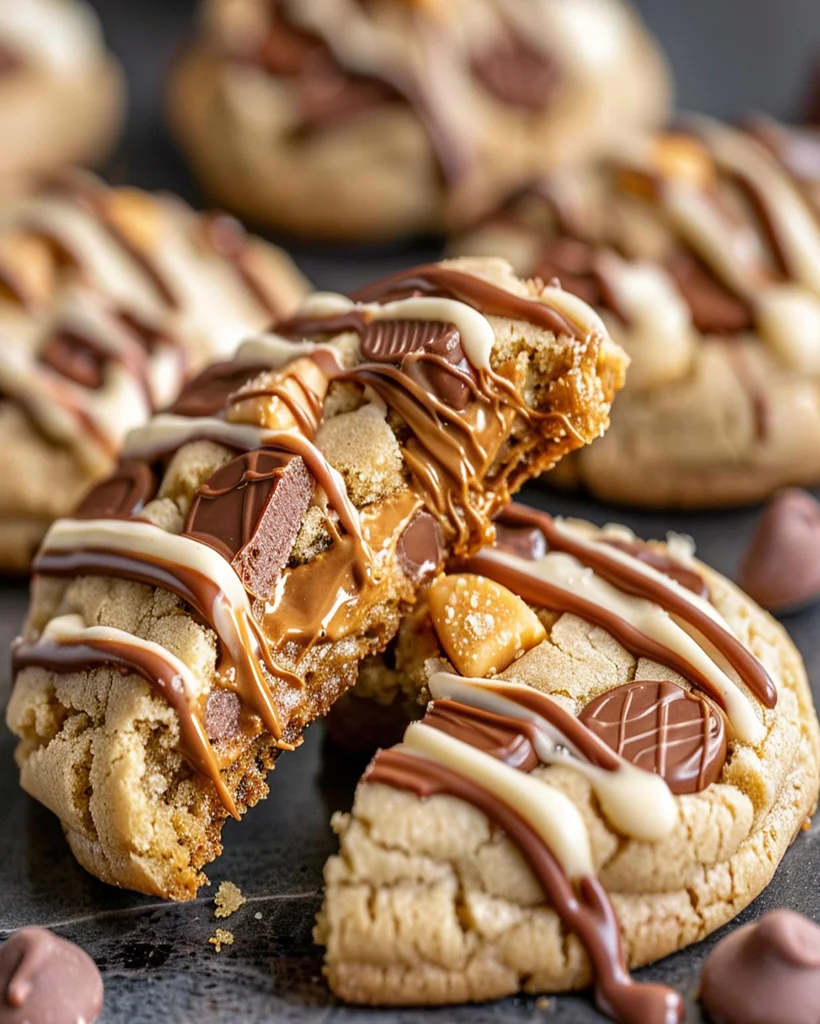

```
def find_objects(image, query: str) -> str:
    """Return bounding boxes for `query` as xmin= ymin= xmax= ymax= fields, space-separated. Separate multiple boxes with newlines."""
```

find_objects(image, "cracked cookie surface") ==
xmin=317 ymin=506 xmax=820 ymax=1014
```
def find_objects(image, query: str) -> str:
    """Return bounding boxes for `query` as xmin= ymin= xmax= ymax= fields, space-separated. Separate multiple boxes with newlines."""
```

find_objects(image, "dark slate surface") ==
xmin=2 ymin=1 xmax=820 ymax=1021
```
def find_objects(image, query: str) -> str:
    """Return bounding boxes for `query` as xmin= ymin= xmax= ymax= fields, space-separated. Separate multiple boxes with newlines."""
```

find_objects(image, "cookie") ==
xmin=168 ymin=0 xmax=669 ymax=241
xmin=0 ymin=0 xmax=124 ymax=187
xmin=6 ymin=258 xmax=628 ymax=900
xmin=317 ymin=503 xmax=820 ymax=1018
xmin=454 ymin=117 xmax=820 ymax=508
xmin=0 ymin=173 xmax=309 ymax=570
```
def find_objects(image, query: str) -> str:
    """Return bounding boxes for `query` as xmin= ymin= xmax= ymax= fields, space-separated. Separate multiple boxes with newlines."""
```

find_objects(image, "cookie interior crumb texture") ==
xmin=7 ymin=258 xmax=627 ymax=900
xmin=208 ymin=928 xmax=234 ymax=953
xmin=214 ymin=881 xmax=246 ymax=919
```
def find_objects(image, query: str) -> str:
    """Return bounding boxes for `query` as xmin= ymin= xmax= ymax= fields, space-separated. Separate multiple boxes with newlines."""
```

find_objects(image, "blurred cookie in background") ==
xmin=0 ymin=172 xmax=309 ymax=571
xmin=454 ymin=116 xmax=820 ymax=508
xmin=0 ymin=0 xmax=125 ymax=187
xmin=168 ymin=0 xmax=670 ymax=242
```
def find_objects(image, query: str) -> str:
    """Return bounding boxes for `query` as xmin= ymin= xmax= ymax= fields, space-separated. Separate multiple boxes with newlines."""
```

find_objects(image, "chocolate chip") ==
xmin=471 ymin=35 xmax=560 ymax=111
xmin=204 ymin=690 xmax=243 ymax=742
xmin=737 ymin=489 xmax=820 ymax=614
xmin=397 ymin=510 xmax=443 ymax=584
xmin=579 ymin=680 xmax=726 ymax=794
xmin=700 ymin=911 xmax=820 ymax=1024
xmin=0 ymin=927 xmax=103 ymax=1024
xmin=184 ymin=450 xmax=314 ymax=601
xmin=493 ymin=522 xmax=547 ymax=561
xmin=73 ymin=460 xmax=157 ymax=521
xmin=168 ymin=361 xmax=270 ymax=418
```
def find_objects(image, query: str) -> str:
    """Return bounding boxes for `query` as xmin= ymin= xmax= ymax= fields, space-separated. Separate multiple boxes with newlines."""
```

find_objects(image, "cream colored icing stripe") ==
xmin=401 ymin=722 xmax=595 ymax=878
xmin=39 ymin=518 xmax=266 ymax=702
xmin=428 ymin=672 xmax=678 ymax=842
xmin=478 ymin=546 xmax=766 ymax=745
xmin=294 ymin=291 xmax=496 ymax=370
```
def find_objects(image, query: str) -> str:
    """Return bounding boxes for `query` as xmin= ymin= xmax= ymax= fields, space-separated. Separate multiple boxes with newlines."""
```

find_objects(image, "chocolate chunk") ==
xmin=39 ymin=329 xmax=109 ymax=390
xmin=168 ymin=361 xmax=270 ymax=418
xmin=494 ymin=522 xmax=547 ymax=561
xmin=361 ymin=319 xmax=454 ymax=364
xmin=737 ymin=489 xmax=820 ymax=614
xmin=204 ymin=690 xmax=243 ymax=742
xmin=532 ymin=238 xmax=606 ymax=310
xmin=700 ymin=910 xmax=820 ymax=1024
xmin=397 ymin=510 xmax=443 ymax=584
xmin=0 ymin=926 xmax=103 ymax=1024
xmin=605 ymin=538 xmax=709 ymax=599
xmin=184 ymin=450 xmax=314 ymax=601
xmin=203 ymin=212 xmax=249 ymax=258
xmin=117 ymin=310 xmax=167 ymax=354
xmin=400 ymin=326 xmax=478 ymax=411
xmin=73 ymin=460 xmax=157 ymax=521
xmin=579 ymin=680 xmax=726 ymax=794
xmin=471 ymin=35 xmax=560 ymax=111
xmin=667 ymin=249 xmax=754 ymax=334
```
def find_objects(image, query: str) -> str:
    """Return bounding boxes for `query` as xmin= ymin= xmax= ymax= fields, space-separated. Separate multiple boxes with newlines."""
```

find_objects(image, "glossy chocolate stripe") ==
xmin=424 ymin=699 xmax=541 ymax=772
xmin=463 ymin=548 xmax=731 ymax=715
xmin=12 ymin=635 xmax=237 ymax=817
xmin=365 ymin=749 xmax=683 ymax=1024
xmin=32 ymin=545 xmax=291 ymax=740
xmin=350 ymin=265 xmax=584 ymax=340
xmin=498 ymin=504 xmax=777 ymax=709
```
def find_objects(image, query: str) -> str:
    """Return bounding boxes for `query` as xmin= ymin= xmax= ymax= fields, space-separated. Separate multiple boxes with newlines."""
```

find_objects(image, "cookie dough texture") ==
xmin=0 ymin=0 xmax=124 ymax=186
xmin=7 ymin=259 xmax=628 ymax=900
xmin=0 ymin=182 xmax=308 ymax=571
xmin=454 ymin=120 xmax=820 ymax=508
xmin=316 ymin=544 xmax=820 ymax=1004
xmin=168 ymin=0 xmax=670 ymax=241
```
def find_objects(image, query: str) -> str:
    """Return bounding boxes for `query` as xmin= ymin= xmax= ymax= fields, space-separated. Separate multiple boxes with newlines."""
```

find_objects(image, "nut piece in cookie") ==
xmin=317 ymin=502 xmax=820 ymax=1018
xmin=8 ymin=258 xmax=627 ymax=899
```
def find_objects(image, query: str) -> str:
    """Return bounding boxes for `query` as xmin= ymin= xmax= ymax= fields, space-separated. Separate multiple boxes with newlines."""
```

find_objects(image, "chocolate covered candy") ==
xmin=738 ymin=489 xmax=820 ymax=613
xmin=580 ymin=680 xmax=727 ymax=794
xmin=73 ymin=459 xmax=157 ymax=521
xmin=184 ymin=449 xmax=314 ymax=601
xmin=0 ymin=927 xmax=103 ymax=1024
xmin=700 ymin=910 xmax=820 ymax=1024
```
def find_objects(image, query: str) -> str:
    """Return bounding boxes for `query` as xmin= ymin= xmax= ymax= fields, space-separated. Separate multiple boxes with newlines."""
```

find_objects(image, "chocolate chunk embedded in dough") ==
xmin=397 ymin=510 xmax=443 ymax=584
xmin=360 ymin=319 xmax=453 ymax=364
xmin=184 ymin=450 xmax=314 ymax=601
xmin=579 ymin=680 xmax=726 ymax=794
xmin=73 ymin=460 xmax=157 ymax=521
xmin=168 ymin=360 xmax=270 ymax=418
xmin=0 ymin=926 xmax=103 ymax=1024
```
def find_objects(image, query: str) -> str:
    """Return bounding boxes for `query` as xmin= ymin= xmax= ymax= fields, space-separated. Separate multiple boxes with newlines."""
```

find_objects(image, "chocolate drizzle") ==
xmin=487 ymin=504 xmax=777 ymax=711
xmin=366 ymin=745 xmax=684 ymax=1024
xmin=12 ymin=633 xmax=237 ymax=816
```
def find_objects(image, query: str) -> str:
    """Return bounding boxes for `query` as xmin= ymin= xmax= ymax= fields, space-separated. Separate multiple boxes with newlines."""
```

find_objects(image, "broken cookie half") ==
xmin=316 ymin=504 xmax=820 ymax=1021
xmin=7 ymin=257 xmax=626 ymax=900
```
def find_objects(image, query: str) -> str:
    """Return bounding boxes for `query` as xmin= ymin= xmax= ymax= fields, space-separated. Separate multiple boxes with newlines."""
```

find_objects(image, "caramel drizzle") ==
xmin=487 ymin=504 xmax=777 ymax=710
xmin=366 ymin=745 xmax=683 ymax=1024
xmin=12 ymin=631 xmax=238 ymax=818
xmin=31 ymin=542 xmax=297 ymax=742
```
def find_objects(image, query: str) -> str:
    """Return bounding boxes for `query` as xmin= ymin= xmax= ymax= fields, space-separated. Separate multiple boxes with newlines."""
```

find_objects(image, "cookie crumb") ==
xmin=535 ymin=995 xmax=551 ymax=1010
xmin=208 ymin=929 xmax=234 ymax=953
xmin=254 ymin=912 xmax=263 ymax=920
xmin=214 ymin=881 xmax=246 ymax=919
